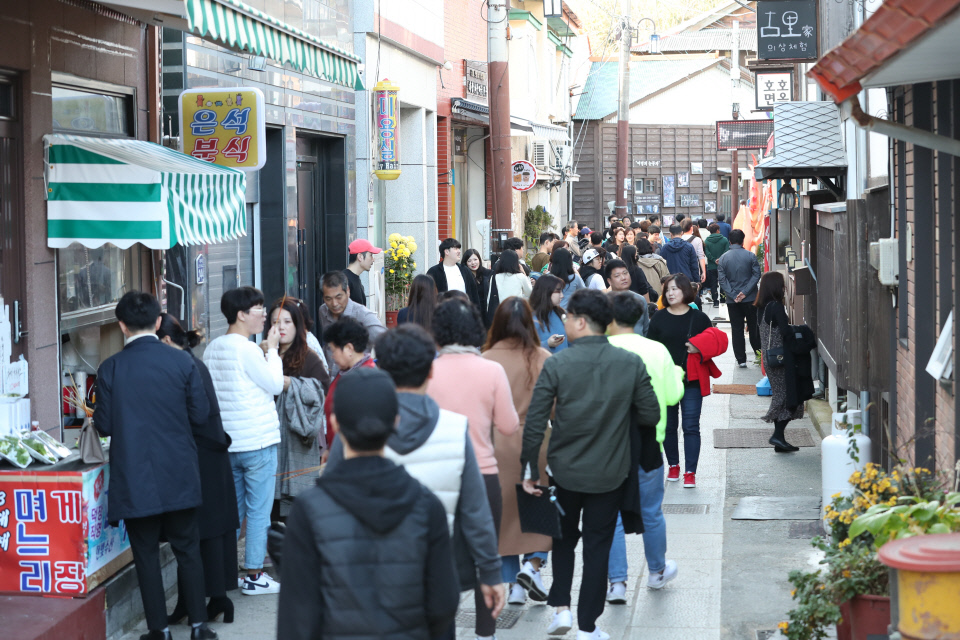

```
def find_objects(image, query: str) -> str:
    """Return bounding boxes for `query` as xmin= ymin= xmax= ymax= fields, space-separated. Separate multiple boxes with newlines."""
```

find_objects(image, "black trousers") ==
xmin=474 ymin=474 xmax=502 ymax=637
xmin=705 ymin=270 xmax=720 ymax=302
xmin=125 ymin=508 xmax=207 ymax=630
xmin=727 ymin=301 xmax=761 ymax=364
xmin=547 ymin=481 xmax=625 ymax=633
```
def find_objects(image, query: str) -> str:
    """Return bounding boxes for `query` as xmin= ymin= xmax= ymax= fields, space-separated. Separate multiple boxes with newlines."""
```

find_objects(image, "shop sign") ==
xmin=635 ymin=159 xmax=661 ymax=168
xmin=453 ymin=128 xmax=467 ymax=157
xmin=512 ymin=161 xmax=537 ymax=191
xmin=464 ymin=61 xmax=488 ymax=106
xmin=2 ymin=356 xmax=27 ymax=397
xmin=178 ymin=87 xmax=266 ymax=171
xmin=757 ymin=0 xmax=818 ymax=61
xmin=756 ymin=69 xmax=793 ymax=111
xmin=195 ymin=254 xmax=206 ymax=286
xmin=680 ymin=194 xmax=701 ymax=207
xmin=0 ymin=465 xmax=130 ymax=595
xmin=716 ymin=119 xmax=775 ymax=150
xmin=374 ymin=80 xmax=401 ymax=180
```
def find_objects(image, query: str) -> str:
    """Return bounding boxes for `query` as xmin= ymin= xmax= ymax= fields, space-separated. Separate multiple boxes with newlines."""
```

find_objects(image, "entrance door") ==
xmin=0 ymin=74 xmax=24 ymax=358
xmin=296 ymin=155 xmax=319 ymax=316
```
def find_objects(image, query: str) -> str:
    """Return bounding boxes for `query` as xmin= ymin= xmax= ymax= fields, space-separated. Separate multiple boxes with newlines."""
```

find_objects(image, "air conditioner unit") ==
xmin=868 ymin=237 xmax=898 ymax=286
xmin=531 ymin=141 xmax=548 ymax=170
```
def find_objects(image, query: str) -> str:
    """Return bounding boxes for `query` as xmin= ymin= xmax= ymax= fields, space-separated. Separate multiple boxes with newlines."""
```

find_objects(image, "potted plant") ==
xmin=384 ymin=232 xmax=417 ymax=327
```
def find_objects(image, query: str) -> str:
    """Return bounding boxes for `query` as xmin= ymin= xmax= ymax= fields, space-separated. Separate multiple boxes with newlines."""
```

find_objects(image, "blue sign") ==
xmin=196 ymin=254 xmax=206 ymax=285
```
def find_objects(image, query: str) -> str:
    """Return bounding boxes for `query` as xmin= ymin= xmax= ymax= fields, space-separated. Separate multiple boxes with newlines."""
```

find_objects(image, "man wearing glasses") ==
xmin=603 ymin=214 xmax=620 ymax=242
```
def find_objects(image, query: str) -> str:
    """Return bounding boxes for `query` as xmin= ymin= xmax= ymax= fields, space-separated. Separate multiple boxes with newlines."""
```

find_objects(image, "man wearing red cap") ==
xmin=345 ymin=239 xmax=382 ymax=306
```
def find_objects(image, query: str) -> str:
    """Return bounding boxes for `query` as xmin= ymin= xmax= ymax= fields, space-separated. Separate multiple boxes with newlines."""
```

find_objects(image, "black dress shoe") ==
xmin=769 ymin=435 xmax=799 ymax=452
xmin=140 ymin=631 xmax=172 ymax=640
xmin=191 ymin=623 xmax=219 ymax=640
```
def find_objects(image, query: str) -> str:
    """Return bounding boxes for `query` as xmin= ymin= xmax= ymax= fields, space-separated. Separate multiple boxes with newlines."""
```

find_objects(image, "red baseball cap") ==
xmin=348 ymin=239 xmax=382 ymax=254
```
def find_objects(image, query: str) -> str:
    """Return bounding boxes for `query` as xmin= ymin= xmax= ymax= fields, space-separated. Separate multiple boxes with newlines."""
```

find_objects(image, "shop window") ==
xmin=0 ymin=78 xmax=13 ymax=119
xmin=52 ymin=86 xmax=134 ymax=137
xmin=58 ymin=244 xmax=138 ymax=317
xmin=645 ymin=179 xmax=656 ymax=193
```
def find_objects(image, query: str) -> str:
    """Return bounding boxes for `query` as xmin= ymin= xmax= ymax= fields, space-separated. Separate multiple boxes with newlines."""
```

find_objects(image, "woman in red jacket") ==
xmin=647 ymin=274 xmax=714 ymax=488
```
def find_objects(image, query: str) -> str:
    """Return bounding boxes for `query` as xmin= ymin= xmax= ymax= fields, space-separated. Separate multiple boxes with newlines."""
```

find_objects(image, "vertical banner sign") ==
xmin=374 ymin=80 xmax=401 ymax=180
xmin=179 ymin=87 xmax=266 ymax=171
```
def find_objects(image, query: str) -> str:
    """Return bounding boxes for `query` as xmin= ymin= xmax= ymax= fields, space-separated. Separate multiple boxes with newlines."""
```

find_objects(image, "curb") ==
xmin=805 ymin=399 xmax=832 ymax=441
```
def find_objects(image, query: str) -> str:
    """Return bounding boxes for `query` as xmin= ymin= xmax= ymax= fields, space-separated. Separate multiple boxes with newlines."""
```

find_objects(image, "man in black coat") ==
xmin=426 ymin=238 xmax=481 ymax=308
xmin=278 ymin=368 xmax=460 ymax=640
xmin=94 ymin=292 xmax=216 ymax=640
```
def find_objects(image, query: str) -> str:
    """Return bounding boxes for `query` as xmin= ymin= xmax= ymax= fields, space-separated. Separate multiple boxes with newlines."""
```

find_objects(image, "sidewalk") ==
xmin=119 ymin=322 xmax=824 ymax=640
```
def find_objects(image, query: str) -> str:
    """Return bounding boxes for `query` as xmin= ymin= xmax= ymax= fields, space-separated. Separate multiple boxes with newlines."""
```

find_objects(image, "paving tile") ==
xmin=630 ymin=588 xmax=721 ymax=628
xmin=665 ymin=532 xmax=723 ymax=559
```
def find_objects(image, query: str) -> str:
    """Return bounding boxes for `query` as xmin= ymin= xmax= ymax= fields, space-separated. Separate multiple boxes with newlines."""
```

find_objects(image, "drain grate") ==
xmin=788 ymin=520 xmax=826 ymax=539
xmin=713 ymin=428 xmax=815 ymax=448
xmin=456 ymin=608 xmax=523 ymax=630
xmin=756 ymin=630 xmax=778 ymax=640
xmin=663 ymin=503 xmax=709 ymax=515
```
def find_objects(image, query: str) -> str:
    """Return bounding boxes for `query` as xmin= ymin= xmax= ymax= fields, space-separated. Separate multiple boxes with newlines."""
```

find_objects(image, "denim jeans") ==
xmin=608 ymin=464 xmax=668 ymax=582
xmin=664 ymin=386 xmax=704 ymax=473
xmin=230 ymin=445 xmax=278 ymax=571
xmin=501 ymin=552 xmax=550 ymax=584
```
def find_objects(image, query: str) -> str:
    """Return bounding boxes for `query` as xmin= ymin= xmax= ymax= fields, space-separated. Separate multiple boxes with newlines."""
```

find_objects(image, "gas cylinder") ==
xmin=821 ymin=411 xmax=871 ymax=521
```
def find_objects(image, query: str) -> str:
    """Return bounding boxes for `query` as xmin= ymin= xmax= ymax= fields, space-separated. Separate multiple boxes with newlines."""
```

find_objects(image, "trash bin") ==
xmin=878 ymin=533 xmax=960 ymax=640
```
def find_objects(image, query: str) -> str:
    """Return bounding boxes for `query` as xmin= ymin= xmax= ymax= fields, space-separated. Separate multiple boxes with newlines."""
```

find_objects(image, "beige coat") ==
xmin=482 ymin=340 xmax=552 ymax=557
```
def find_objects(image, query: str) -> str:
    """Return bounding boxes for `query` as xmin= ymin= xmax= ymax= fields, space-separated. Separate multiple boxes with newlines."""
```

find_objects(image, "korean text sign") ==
xmin=757 ymin=0 xmax=817 ymax=61
xmin=179 ymin=88 xmax=266 ymax=171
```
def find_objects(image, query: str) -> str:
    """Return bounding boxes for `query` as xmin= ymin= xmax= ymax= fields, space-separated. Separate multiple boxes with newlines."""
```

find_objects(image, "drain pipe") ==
xmin=843 ymin=96 xmax=960 ymax=157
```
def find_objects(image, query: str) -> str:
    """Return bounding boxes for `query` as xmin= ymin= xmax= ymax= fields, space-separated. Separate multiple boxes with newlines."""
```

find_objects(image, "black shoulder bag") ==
xmin=763 ymin=305 xmax=786 ymax=368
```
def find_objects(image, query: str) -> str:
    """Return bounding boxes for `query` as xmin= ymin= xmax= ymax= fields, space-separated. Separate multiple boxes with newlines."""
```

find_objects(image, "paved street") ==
xmin=120 ymin=319 xmax=823 ymax=640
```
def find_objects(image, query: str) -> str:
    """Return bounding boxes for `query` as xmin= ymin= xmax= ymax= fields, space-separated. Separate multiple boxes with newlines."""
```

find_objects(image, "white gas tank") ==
xmin=821 ymin=411 xmax=871 ymax=522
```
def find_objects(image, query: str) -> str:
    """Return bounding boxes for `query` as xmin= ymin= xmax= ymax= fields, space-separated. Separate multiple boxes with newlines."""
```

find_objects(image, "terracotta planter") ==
xmin=836 ymin=601 xmax=853 ymax=640
xmin=386 ymin=311 xmax=399 ymax=328
xmin=847 ymin=595 xmax=890 ymax=640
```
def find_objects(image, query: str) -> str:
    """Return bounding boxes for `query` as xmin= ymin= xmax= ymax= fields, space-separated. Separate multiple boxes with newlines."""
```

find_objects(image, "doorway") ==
xmin=0 ymin=73 xmax=24 ymax=359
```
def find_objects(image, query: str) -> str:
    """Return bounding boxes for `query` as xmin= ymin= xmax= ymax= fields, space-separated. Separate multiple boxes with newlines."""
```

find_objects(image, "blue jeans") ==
xmin=500 ymin=552 xmax=549 ymax=584
xmin=664 ymin=386 xmax=703 ymax=473
xmin=608 ymin=464 xmax=668 ymax=581
xmin=230 ymin=445 xmax=278 ymax=571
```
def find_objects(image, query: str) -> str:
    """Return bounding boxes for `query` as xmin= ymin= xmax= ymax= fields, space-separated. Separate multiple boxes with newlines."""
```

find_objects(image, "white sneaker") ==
xmin=516 ymin=561 xmax=548 ymax=601
xmin=577 ymin=629 xmax=610 ymax=640
xmin=507 ymin=583 xmax=526 ymax=605
xmin=646 ymin=560 xmax=678 ymax=589
xmin=241 ymin=571 xmax=280 ymax=595
xmin=605 ymin=581 xmax=627 ymax=604
xmin=547 ymin=610 xmax=573 ymax=635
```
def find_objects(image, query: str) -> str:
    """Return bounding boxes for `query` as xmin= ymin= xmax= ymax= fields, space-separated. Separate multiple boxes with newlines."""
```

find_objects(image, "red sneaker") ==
xmin=667 ymin=465 xmax=681 ymax=481
xmin=683 ymin=472 xmax=696 ymax=488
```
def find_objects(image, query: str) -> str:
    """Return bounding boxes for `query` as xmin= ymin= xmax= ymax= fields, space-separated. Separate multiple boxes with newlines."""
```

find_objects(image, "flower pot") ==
xmin=836 ymin=600 xmax=853 ymax=640
xmin=386 ymin=311 xmax=399 ymax=328
xmin=848 ymin=595 xmax=890 ymax=640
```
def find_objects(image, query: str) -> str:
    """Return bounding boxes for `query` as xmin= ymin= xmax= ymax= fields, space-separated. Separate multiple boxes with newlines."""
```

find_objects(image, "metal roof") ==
xmin=574 ymin=57 xmax=721 ymax=120
xmin=755 ymin=101 xmax=847 ymax=181
xmin=633 ymin=28 xmax=756 ymax=53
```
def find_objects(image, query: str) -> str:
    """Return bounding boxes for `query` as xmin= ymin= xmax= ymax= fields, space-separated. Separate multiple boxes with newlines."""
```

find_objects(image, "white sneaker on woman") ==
xmin=547 ymin=610 xmax=573 ymax=635
xmin=507 ymin=583 xmax=526 ymax=605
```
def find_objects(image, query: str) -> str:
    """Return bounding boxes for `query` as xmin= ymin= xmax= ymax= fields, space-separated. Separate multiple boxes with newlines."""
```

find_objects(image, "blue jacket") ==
xmin=658 ymin=238 xmax=700 ymax=281
xmin=717 ymin=221 xmax=732 ymax=239
xmin=535 ymin=312 xmax=568 ymax=354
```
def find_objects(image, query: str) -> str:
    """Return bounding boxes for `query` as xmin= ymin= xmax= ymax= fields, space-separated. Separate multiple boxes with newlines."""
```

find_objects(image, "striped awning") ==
xmin=185 ymin=0 xmax=364 ymax=90
xmin=44 ymin=134 xmax=247 ymax=250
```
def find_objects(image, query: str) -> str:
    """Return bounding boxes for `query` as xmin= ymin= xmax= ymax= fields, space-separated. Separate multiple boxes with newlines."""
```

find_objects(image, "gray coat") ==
xmin=275 ymin=376 xmax=325 ymax=513
xmin=717 ymin=245 xmax=762 ymax=302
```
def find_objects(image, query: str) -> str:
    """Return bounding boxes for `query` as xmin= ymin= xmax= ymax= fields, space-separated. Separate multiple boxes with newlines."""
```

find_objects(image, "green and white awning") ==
xmin=44 ymin=134 xmax=247 ymax=250
xmin=185 ymin=0 xmax=364 ymax=90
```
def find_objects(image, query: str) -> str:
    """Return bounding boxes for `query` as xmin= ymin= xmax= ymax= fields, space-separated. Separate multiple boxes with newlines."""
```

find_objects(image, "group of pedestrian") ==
xmin=93 ymin=213 xmax=812 ymax=640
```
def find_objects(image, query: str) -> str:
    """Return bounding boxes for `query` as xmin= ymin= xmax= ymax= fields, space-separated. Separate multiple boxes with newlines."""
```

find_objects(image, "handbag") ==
xmin=515 ymin=484 xmax=564 ymax=539
xmin=763 ymin=306 xmax=786 ymax=368
xmin=78 ymin=417 xmax=106 ymax=464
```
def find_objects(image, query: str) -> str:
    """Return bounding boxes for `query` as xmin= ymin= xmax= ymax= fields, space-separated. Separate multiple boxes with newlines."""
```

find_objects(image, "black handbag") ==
xmin=763 ymin=306 xmax=786 ymax=368
xmin=515 ymin=484 xmax=564 ymax=539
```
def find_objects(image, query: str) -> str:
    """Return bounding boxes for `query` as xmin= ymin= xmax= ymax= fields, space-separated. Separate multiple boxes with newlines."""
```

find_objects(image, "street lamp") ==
xmin=543 ymin=0 xmax=563 ymax=18
xmin=778 ymin=183 xmax=797 ymax=210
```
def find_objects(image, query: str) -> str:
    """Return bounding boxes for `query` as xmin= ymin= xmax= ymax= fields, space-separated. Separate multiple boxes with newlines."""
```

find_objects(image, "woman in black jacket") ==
xmin=397 ymin=274 xmax=439 ymax=333
xmin=157 ymin=314 xmax=239 ymax=624
xmin=620 ymin=244 xmax=655 ymax=300
xmin=755 ymin=272 xmax=803 ymax=452
xmin=463 ymin=249 xmax=493 ymax=323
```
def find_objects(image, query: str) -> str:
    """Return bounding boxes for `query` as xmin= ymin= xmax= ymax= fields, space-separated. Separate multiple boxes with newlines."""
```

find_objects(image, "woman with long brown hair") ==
xmin=397 ymin=274 xmax=438 ymax=333
xmin=755 ymin=271 xmax=803 ymax=451
xmin=266 ymin=297 xmax=328 ymax=518
xmin=482 ymin=298 xmax=552 ymax=606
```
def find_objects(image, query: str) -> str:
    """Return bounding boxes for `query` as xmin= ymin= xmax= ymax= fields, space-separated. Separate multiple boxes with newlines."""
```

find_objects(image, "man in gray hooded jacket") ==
xmin=325 ymin=325 xmax=505 ymax=634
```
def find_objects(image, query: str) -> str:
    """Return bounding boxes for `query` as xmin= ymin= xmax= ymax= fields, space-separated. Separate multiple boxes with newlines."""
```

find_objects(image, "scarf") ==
xmin=438 ymin=344 xmax=482 ymax=357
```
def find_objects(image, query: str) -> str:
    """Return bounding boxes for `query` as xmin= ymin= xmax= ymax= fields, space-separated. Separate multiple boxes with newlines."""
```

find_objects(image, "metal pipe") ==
xmin=844 ymin=95 xmax=960 ymax=158
xmin=614 ymin=1 xmax=631 ymax=217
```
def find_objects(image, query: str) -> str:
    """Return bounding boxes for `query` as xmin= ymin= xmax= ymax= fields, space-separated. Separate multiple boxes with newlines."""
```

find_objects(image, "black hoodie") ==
xmin=278 ymin=456 xmax=459 ymax=640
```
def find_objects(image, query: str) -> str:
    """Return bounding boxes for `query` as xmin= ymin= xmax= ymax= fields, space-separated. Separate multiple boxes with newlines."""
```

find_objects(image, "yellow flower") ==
xmin=408 ymin=242 xmax=417 ymax=253
xmin=389 ymin=269 xmax=395 ymax=273
xmin=790 ymin=589 xmax=796 ymax=598
xmin=405 ymin=235 xmax=414 ymax=243
xmin=831 ymin=492 xmax=841 ymax=499
xmin=389 ymin=233 xmax=402 ymax=243
xmin=778 ymin=622 xmax=789 ymax=631
xmin=391 ymin=241 xmax=398 ymax=249
xmin=411 ymin=261 xmax=416 ymax=268
xmin=842 ymin=570 xmax=852 ymax=578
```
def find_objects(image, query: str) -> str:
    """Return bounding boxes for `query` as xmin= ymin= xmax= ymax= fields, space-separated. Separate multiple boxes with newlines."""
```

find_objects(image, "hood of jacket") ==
xmin=661 ymin=237 xmax=689 ymax=254
xmin=705 ymin=234 xmax=728 ymax=251
xmin=638 ymin=254 xmax=665 ymax=264
xmin=319 ymin=456 xmax=422 ymax=533
xmin=386 ymin=392 xmax=440 ymax=455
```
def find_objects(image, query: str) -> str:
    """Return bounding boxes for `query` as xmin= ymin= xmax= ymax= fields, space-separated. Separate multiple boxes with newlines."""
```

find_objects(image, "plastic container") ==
xmin=822 ymin=412 xmax=871 ymax=522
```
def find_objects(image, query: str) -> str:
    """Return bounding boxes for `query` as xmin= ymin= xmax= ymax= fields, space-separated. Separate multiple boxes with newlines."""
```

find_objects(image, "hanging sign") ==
xmin=757 ymin=0 xmax=818 ymax=61
xmin=179 ymin=87 xmax=266 ymax=171
xmin=195 ymin=254 xmax=206 ymax=285
xmin=716 ymin=119 xmax=775 ymax=150
xmin=511 ymin=161 xmax=537 ymax=191
xmin=756 ymin=69 xmax=794 ymax=111
xmin=464 ymin=61 xmax=488 ymax=106
xmin=374 ymin=79 xmax=401 ymax=180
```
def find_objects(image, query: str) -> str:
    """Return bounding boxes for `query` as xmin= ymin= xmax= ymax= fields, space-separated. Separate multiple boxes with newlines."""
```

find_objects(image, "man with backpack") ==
xmin=658 ymin=224 xmax=700 ymax=283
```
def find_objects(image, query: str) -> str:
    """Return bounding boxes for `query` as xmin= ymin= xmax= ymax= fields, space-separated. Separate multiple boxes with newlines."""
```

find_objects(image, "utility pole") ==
xmin=614 ymin=0 xmax=631 ymax=219
xmin=730 ymin=20 xmax=740 ymax=221
xmin=487 ymin=0 xmax=513 ymax=239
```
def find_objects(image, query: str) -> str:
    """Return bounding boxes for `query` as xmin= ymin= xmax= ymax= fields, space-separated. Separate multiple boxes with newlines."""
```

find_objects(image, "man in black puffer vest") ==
xmin=277 ymin=368 xmax=460 ymax=640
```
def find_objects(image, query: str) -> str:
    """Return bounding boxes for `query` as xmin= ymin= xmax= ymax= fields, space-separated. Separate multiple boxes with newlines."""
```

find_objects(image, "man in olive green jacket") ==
xmin=521 ymin=289 xmax=659 ymax=640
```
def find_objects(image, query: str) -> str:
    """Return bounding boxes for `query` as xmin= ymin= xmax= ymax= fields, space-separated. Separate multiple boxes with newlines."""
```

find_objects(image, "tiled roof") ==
xmin=755 ymin=101 xmax=847 ymax=180
xmin=574 ymin=58 xmax=721 ymax=120
xmin=632 ymin=29 xmax=757 ymax=53
xmin=808 ymin=0 xmax=960 ymax=103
